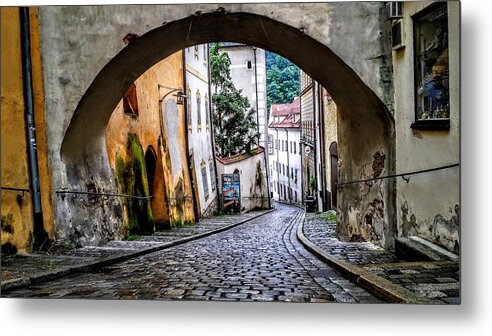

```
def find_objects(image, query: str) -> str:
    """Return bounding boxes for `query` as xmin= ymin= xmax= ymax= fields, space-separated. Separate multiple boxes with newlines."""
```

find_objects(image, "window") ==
xmin=201 ymin=162 xmax=209 ymax=199
xmin=247 ymin=60 xmax=252 ymax=69
xmin=205 ymin=94 xmax=209 ymax=130
xmin=186 ymin=87 xmax=192 ymax=131
xmin=291 ymin=167 xmax=294 ymax=179
xmin=413 ymin=3 xmax=450 ymax=130
xmin=290 ymin=141 xmax=292 ymax=153
xmin=203 ymin=44 xmax=207 ymax=65
xmin=267 ymin=134 xmax=273 ymax=154
xmin=194 ymin=45 xmax=199 ymax=60
xmin=294 ymin=142 xmax=297 ymax=154
xmin=123 ymin=83 xmax=139 ymax=116
xmin=196 ymin=90 xmax=202 ymax=131
xmin=209 ymin=159 xmax=215 ymax=191
xmin=281 ymin=140 xmax=284 ymax=151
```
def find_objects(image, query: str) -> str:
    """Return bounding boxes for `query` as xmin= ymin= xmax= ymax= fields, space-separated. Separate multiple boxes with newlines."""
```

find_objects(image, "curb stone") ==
xmin=1 ymin=208 xmax=276 ymax=293
xmin=295 ymin=210 xmax=434 ymax=304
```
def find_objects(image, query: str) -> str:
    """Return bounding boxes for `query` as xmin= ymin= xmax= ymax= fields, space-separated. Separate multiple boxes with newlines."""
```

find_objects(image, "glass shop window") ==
xmin=413 ymin=3 xmax=450 ymax=129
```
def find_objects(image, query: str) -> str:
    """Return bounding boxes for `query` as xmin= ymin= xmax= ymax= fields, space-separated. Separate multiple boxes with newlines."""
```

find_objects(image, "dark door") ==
xmin=329 ymin=142 xmax=338 ymax=209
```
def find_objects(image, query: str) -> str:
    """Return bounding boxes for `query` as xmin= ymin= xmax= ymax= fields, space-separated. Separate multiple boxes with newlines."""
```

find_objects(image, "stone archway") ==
xmin=54 ymin=9 xmax=395 ymax=248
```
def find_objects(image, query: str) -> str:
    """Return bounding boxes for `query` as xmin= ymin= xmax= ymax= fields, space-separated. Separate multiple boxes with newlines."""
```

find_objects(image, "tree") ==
xmin=210 ymin=43 xmax=259 ymax=157
xmin=265 ymin=51 xmax=300 ymax=110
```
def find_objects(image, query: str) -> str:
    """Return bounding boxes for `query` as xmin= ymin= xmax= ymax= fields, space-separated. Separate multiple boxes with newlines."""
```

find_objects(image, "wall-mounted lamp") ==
xmin=158 ymin=84 xmax=188 ymax=105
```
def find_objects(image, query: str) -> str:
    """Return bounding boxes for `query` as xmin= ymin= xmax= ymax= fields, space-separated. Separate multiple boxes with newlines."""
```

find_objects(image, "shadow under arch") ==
xmin=60 ymin=11 xmax=396 ymax=248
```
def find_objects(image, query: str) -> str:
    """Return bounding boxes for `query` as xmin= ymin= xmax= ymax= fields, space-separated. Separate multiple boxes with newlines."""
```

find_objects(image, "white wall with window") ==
xmin=185 ymin=44 xmax=217 ymax=218
xmin=267 ymin=98 xmax=302 ymax=204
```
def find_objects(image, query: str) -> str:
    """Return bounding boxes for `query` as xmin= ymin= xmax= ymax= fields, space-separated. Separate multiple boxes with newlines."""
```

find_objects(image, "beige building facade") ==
xmin=391 ymin=1 xmax=460 ymax=253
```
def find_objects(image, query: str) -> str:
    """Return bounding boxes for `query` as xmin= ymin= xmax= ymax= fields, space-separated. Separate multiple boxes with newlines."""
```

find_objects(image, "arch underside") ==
xmin=59 ymin=11 xmax=395 ymax=248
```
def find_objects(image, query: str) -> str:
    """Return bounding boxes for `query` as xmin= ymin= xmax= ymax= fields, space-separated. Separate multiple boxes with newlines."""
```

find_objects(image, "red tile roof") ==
xmin=269 ymin=97 xmax=301 ymax=129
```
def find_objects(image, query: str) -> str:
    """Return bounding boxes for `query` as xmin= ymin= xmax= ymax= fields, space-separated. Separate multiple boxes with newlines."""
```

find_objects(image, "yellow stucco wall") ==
xmin=1 ymin=7 xmax=54 ymax=252
xmin=106 ymin=50 xmax=195 ymax=233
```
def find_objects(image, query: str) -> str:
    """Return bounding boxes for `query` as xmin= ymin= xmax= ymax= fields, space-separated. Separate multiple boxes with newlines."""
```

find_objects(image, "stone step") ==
xmin=395 ymin=236 xmax=459 ymax=262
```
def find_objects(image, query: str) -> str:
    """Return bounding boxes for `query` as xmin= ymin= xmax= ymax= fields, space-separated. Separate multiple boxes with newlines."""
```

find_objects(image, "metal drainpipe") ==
xmin=253 ymin=46 xmax=260 ymax=144
xmin=207 ymin=43 xmax=221 ymax=211
xmin=253 ymin=47 xmax=271 ymax=209
xmin=276 ymin=128 xmax=280 ymax=201
xmin=20 ymin=7 xmax=48 ymax=248
xmin=182 ymin=50 xmax=200 ymax=222
xmin=286 ymin=128 xmax=291 ymax=203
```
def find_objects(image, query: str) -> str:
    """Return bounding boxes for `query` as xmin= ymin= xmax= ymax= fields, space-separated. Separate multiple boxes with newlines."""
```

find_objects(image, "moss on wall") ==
xmin=114 ymin=133 xmax=154 ymax=236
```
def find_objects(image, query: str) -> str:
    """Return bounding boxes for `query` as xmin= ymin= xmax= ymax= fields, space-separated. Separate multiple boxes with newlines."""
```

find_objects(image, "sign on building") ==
xmin=222 ymin=173 xmax=240 ymax=212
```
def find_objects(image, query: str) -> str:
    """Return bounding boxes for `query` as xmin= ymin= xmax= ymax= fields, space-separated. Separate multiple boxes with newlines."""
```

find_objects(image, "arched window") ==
xmin=209 ymin=157 xmax=215 ymax=191
xmin=205 ymin=94 xmax=209 ymax=130
xmin=196 ymin=90 xmax=202 ymax=131
xmin=123 ymin=83 xmax=139 ymax=116
xmin=186 ymin=86 xmax=192 ymax=132
xmin=201 ymin=161 xmax=209 ymax=199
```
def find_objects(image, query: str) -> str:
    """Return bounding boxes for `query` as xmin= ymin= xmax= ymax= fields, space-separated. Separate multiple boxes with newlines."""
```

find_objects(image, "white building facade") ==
xmin=185 ymin=44 xmax=218 ymax=219
xmin=268 ymin=98 xmax=302 ymax=204
xmin=218 ymin=43 xmax=268 ymax=148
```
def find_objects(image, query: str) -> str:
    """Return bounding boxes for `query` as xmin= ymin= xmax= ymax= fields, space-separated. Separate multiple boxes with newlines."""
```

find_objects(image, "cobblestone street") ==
xmin=3 ymin=204 xmax=380 ymax=303
xmin=303 ymin=213 xmax=460 ymax=304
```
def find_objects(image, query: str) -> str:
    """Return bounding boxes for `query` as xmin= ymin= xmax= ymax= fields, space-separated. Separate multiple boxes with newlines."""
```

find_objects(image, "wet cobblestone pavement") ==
xmin=303 ymin=213 xmax=402 ymax=264
xmin=3 ymin=204 xmax=380 ymax=303
xmin=1 ymin=211 xmax=269 ymax=284
xmin=302 ymin=212 xmax=460 ymax=304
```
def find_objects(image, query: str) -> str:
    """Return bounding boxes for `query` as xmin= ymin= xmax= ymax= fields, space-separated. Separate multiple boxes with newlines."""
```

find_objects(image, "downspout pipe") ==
xmin=20 ymin=7 xmax=48 ymax=249
xmin=182 ymin=50 xmax=200 ymax=222
xmin=252 ymin=46 xmax=260 ymax=144
xmin=285 ymin=128 xmax=291 ymax=203
xmin=207 ymin=43 xmax=221 ymax=211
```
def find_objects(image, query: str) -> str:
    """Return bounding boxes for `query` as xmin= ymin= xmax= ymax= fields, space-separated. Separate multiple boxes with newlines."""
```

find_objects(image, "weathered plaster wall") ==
xmin=216 ymin=150 xmax=269 ymax=211
xmin=393 ymin=2 xmax=460 ymax=253
xmin=34 ymin=3 xmax=395 ymax=248
xmin=106 ymin=51 xmax=195 ymax=238
xmin=1 ymin=7 xmax=54 ymax=252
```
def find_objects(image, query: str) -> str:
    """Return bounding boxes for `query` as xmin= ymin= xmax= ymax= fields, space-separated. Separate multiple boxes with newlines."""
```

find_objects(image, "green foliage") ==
xmin=309 ymin=176 xmax=317 ymax=193
xmin=323 ymin=211 xmax=337 ymax=222
xmin=124 ymin=234 xmax=141 ymax=241
xmin=115 ymin=133 xmax=154 ymax=236
xmin=210 ymin=43 xmax=259 ymax=157
xmin=266 ymin=51 xmax=300 ymax=110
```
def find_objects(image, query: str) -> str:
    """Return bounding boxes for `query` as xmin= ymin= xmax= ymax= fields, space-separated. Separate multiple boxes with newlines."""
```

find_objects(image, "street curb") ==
xmin=1 ymin=208 xmax=276 ymax=293
xmin=295 ymin=211 xmax=432 ymax=304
